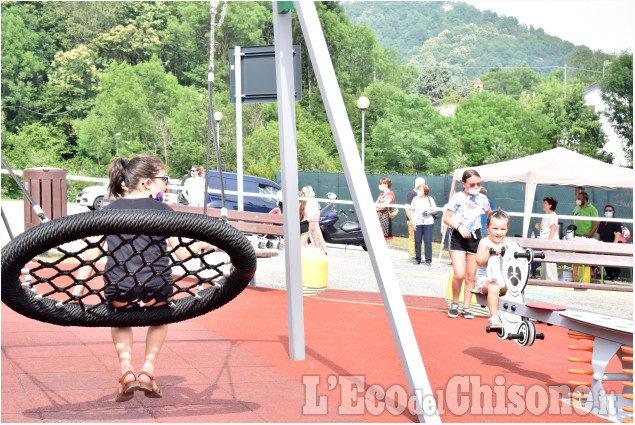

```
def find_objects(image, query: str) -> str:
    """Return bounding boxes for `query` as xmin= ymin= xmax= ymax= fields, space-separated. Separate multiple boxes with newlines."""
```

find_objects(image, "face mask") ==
xmin=149 ymin=191 xmax=163 ymax=202
xmin=417 ymin=189 xmax=423 ymax=196
xmin=467 ymin=187 xmax=480 ymax=196
xmin=379 ymin=185 xmax=385 ymax=191
xmin=575 ymin=199 xmax=582 ymax=206
xmin=605 ymin=211 xmax=613 ymax=218
xmin=148 ymin=182 xmax=163 ymax=202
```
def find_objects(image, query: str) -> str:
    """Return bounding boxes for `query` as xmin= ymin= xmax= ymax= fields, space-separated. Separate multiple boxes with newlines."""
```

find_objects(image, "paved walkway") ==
xmin=2 ymin=293 xmax=361 ymax=423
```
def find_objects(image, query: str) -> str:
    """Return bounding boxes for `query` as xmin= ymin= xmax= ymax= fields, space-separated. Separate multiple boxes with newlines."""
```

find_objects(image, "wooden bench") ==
xmin=510 ymin=237 xmax=633 ymax=292
xmin=171 ymin=205 xmax=283 ymax=258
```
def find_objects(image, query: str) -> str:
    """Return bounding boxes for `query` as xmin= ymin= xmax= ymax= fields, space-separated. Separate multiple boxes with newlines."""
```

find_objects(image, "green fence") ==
xmin=275 ymin=171 xmax=633 ymax=243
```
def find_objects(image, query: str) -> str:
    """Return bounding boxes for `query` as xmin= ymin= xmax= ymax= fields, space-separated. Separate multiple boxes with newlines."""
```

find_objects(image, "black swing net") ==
xmin=1 ymin=209 xmax=256 ymax=328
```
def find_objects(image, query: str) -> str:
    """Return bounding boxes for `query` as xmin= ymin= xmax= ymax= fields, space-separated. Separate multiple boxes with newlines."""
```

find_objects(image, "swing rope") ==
xmin=205 ymin=0 xmax=228 ymax=220
xmin=1 ymin=207 xmax=14 ymax=240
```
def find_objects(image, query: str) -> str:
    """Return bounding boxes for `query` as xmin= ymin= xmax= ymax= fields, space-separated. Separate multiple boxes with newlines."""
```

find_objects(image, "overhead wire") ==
xmin=1 ymin=105 xmax=75 ymax=116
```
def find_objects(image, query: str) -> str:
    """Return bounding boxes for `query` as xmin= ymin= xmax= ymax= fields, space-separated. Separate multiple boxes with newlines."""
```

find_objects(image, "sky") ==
xmin=462 ymin=0 xmax=634 ymax=54
xmin=460 ymin=0 xmax=633 ymax=165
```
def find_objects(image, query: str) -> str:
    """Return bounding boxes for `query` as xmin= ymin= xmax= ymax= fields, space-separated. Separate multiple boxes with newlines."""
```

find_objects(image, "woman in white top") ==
xmin=302 ymin=186 xmax=327 ymax=253
xmin=183 ymin=165 xmax=206 ymax=207
xmin=534 ymin=196 xmax=559 ymax=281
xmin=409 ymin=184 xmax=438 ymax=265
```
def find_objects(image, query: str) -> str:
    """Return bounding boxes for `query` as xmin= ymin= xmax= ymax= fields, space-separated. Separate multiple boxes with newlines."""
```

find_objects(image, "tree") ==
xmin=484 ymin=138 xmax=532 ymax=164
xmin=600 ymin=53 xmax=633 ymax=164
xmin=347 ymin=82 xmax=410 ymax=161
xmin=1 ymin=3 xmax=48 ymax=131
xmin=567 ymin=49 xmax=616 ymax=86
xmin=479 ymin=65 xmax=542 ymax=97
xmin=74 ymin=58 xmax=181 ymax=173
xmin=536 ymin=77 xmax=610 ymax=161
xmin=38 ymin=2 xmax=124 ymax=53
xmin=39 ymin=44 xmax=102 ymax=121
xmin=2 ymin=121 xmax=70 ymax=169
xmin=452 ymin=91 xmax=550 ymax=165
xmin=160 ymin=2 xmax=211 ymax=87
xmin=368 ymin=94 xmax=457 ymax=174
xmin=91 ymin=24 xmax=162 ymax=66
xmin=243 ymin=121 xmax=340 ymax=181
xmin=1 ymin=121 xmax=72 ymax=199
xmin=411 ymin=62 xmax=471 ymax=103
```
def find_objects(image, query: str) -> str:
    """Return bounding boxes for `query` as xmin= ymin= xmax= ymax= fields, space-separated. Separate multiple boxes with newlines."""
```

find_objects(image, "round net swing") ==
xmin=1 ymin=209 xmax=256 ymax=328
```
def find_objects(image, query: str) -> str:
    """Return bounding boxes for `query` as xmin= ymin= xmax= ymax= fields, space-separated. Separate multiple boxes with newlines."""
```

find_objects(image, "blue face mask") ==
xmin=605 ymin=211 xmax=613 ymax=218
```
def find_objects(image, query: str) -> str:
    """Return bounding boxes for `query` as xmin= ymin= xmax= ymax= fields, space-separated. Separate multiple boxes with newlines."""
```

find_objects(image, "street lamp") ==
xmin=114 ymin=132 xmax=121 ymax=156
xmin=213 ymin=111 xmax=223 ymax=141
xmin=356 ymin=96 xmax=369 ymax=170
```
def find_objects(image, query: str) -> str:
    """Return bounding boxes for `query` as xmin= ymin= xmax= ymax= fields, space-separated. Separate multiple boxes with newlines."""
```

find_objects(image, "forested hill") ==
xmin=344 ymin=1 xmax=588 ymax=77
xmin=2 ymin=0 xmax=628 ymax=202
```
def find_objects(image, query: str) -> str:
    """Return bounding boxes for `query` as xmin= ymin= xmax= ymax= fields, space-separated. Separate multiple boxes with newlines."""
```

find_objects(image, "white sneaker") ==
xmin=488 ymin=315 xmax=503 ymax=329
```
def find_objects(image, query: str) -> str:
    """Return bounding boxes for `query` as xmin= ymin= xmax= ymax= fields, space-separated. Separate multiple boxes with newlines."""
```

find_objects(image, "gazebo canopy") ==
xmin=450 ymin=147 xmax=634 ymax=236
xmin=452 ymin=147 xmax=633 ymax=189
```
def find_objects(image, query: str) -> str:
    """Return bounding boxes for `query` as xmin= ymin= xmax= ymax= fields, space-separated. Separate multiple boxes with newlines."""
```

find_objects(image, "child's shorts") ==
xmin=475 ymin=276 xmax=506 ymax=294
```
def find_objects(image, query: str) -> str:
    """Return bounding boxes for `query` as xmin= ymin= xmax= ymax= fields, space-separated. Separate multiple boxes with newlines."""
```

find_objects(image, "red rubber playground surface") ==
xmin=2 ymin=286 xmax=620 ymax=423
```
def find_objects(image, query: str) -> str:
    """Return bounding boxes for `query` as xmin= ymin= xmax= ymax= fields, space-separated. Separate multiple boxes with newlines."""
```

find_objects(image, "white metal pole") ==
xmin=273 ymin=2 xmax=305 ymax=360
xmin=296 ymin=3 xmax=440 ymax=422
xmin=361 ymin=108 xmax=365 ymax=171
xmin=235 ymin=46 xmax=244 ymax=211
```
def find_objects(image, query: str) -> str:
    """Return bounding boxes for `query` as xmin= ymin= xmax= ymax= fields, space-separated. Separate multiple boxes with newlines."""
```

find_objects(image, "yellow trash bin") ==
xmin=573 ymin=265 xmax=591 ymax=283
xmin=302 ymin=246 xmax=328 ymax=295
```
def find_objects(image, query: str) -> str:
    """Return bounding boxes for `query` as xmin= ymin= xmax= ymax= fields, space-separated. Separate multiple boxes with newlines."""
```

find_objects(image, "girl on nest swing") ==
xmin=72 ymin=154 xmax=213 ymax=402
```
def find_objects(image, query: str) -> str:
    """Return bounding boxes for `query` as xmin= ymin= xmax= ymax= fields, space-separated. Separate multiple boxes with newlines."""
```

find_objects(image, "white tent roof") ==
xmin=452 ymin=147 xmax=633 ymax=189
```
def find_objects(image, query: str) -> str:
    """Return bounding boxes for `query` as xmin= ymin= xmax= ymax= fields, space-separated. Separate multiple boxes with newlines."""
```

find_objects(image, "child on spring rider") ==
xmin=475 ymin=208 xmax=511 ymax=329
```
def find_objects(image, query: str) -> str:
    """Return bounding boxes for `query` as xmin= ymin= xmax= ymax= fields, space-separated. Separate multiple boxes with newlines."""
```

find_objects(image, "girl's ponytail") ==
xmin=108 ymin=157 xmax=128 ymax=199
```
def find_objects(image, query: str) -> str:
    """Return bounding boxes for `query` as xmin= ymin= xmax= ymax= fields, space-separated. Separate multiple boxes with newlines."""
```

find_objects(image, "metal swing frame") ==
xmin=272 ymin=3 xmax=440 ymax=422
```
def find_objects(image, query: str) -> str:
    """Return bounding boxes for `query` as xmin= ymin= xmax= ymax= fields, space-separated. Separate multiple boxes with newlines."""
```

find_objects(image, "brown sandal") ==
xmin=115 ymin=370 xmax=141 ymax=402
xmin=137 ymin=371 xmax=163 ymax=398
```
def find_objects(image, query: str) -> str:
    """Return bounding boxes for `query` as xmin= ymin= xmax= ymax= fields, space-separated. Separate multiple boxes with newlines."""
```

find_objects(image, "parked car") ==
xmin=76 ymin=184 xmax=109 ymax=210
xmin=204 ymin=171 xmax=281 ymax=213
xmin=76 ymin=180 xmax=181 ymax=210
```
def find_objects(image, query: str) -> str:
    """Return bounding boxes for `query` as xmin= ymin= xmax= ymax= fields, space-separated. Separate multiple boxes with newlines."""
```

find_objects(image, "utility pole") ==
xmin=564 ymin=63 xmax=567 ymax=98
xmin=603 ymin=60 xmax=611 ymax=78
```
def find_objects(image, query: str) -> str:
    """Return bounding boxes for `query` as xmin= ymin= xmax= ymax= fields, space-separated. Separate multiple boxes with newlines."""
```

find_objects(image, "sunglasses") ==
xmin=151 ymin=176 xmax=170 ymax=185
xmin=464 ymin=182 xmax=482 ymax=189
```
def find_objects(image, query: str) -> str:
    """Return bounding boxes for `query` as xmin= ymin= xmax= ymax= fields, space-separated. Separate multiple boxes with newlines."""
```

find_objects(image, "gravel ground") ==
xmin=251 ymin=239 xmax=633 ymax=319
xmin=2 ymin=200 xmax=632 ymax=319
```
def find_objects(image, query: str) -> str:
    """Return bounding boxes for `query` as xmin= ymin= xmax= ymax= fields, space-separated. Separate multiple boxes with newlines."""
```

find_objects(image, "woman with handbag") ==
xmin=375 ymin=178 xmax=396 ymax=240
xmin=409 ymin=184 xmax=438 ymax=265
